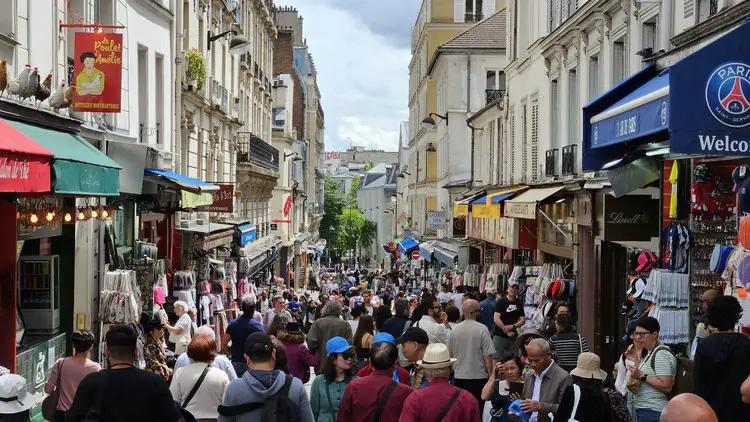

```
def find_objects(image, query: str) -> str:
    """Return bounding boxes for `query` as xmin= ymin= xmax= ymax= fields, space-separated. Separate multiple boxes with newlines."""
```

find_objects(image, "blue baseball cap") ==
xmin=374 ymin=332 xmax=395 ymax=344
xmin=326 ymin=336 xmax=353 ymax=356
xmin=288 ymin=301 xmax=300 ymax=310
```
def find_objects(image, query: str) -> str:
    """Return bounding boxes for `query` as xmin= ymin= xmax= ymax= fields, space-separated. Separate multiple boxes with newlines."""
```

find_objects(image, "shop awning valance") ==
xmin=472 ymin=187 xmax=528 ymax=219
xmin=398 ymin=237 xmax=419 ymax=254
xmin=504 ymin=186 xmax=564 ymax=219
xmin=144 ymin=168 xmax=219 ymax=194
xmin=5 ymin=120 xmax=121 ymax=196
xmin=0 ymin=119 xmax=52 ymax=193
xmin=433 ymin=246 xmax=458 ymax=267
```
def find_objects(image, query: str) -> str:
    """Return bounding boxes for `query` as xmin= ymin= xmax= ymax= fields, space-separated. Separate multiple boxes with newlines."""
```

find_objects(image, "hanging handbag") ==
xmin=41 ymin=359 xmax=64 ymax=421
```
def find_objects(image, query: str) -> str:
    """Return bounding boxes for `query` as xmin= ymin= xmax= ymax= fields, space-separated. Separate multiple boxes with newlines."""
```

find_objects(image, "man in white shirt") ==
xmin=413 ymin=295 xmax=448 ymax=344
xmin=263 ymin=294 xmax=292 ymax=327
xmin=520 ymin=338 xmax=572 ymax=422
xmin=258 ymin=291 xmax=269 ymax=315
xmin=437 ymin=284 xmax=453 ymax=304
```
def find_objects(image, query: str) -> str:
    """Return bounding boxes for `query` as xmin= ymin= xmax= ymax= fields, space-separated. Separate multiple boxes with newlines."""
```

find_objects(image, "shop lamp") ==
xmin=28 ymin=210 xmax=40 ymax=226
xmin=77 ymin=207 xmax=90 ymax=222
xmin=45 ymin=207 xmax=56 ymax=223
xmin=99 ymin=206 xmax=110 ymax=220
xmin=90 ymin=206 xmax=99 ymax=219
xmin=62 ymin=208 xmax=75 ymax=224
xmin=646 ymin=147 xmax=670 ymax=156
xmin=601 ymin=157 xmax=623 ymax=170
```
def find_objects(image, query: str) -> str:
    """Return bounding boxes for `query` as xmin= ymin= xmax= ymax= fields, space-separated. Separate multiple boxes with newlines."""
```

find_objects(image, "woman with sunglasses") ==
xmin=311 ymin=337 xmax=358 ymax=422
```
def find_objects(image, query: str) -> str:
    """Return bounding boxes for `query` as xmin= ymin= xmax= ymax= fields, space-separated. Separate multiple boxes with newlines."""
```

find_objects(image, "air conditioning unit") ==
xmin=158 ymin=152 xmax=174 ymax=170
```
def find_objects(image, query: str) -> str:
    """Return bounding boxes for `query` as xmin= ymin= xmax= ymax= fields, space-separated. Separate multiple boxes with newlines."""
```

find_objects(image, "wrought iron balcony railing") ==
xmin=562 ymin=144 xmax=577 ymax=176
xmin=236 ymin=132 xmax=280 ymax=172
xmin=486 ymin=89 xmax=505 ymax=105
xmin=545 ymin=149 xmax=558 ymax=178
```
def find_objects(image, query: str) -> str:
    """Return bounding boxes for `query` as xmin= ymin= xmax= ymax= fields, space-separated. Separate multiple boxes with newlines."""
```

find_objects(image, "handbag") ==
xmin=568 ymin=384 xmax=581 ymax=422
xmin=41 ymin=359 xmax=64 ymax=421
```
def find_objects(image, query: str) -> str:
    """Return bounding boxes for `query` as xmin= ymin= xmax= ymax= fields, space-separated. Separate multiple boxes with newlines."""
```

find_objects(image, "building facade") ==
xmin=359 ymin=164 xmax=398 ymax=269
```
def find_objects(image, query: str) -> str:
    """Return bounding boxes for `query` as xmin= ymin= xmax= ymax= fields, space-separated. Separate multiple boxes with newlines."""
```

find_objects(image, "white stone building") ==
xmin=358 ymin=163 xmax=398 ymax=268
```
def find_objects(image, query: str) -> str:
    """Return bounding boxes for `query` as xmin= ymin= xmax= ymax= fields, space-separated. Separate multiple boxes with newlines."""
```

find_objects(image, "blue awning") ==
xmin=590 ymin=70 xmax=670 ymax=149
xmin=433 ymin=246 xmax=458 ymax=267
xmin=144 ymin=168 xmax=219 ymax=194
xmin=398 ymin=237 xmax=419 ymax=254
xmin=237 ymin=223 xmax=257 ymax=246
xmin=470 ymin=195 xmax=488 ymax=204
xmin=490 ymin=192 xmax=516 ymax=203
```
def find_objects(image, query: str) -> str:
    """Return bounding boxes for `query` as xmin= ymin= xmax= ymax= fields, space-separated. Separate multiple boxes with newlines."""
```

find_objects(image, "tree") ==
xmin=320 ymin=177 xmax=346 ymax=259
xmin=359 ymin=220 xmax=378 ymax=259
xmin=349 ymin=175 xmax=361 ymax=205
xmin=364 ymin=160 xmax=377 ymax=172
xmin=336 ymin=208 xmax=366 ymax=262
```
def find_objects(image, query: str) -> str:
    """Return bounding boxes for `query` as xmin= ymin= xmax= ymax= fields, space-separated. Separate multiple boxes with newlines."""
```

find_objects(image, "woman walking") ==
xmin=278 ymin=321 xmax=319 ymax=382
xmin=549 ymin=313 xmax=588 ymax=373
xmin=141 ymin=312 xmax=172 ymax=382
xmin=44 ymin=330 xmax=101 ymax=422
xmin=170 ymin=336 xmax=229 ymax=421
xmin=310 ymin=337 xmax=358 ymax=422
xmin=353 ymin=315 xmax=375 ymax=369
xmin=554 ymin=352 xmax=612 ymax=421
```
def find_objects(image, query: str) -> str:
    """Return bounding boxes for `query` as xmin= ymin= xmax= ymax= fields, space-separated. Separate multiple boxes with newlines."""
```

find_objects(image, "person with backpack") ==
xmin=218 ymin=332 xmax=313 ymax=422
xmin=627 ymin=316 xmax=676 ymax=422
xmin=692 ymin=295 xmax=750 ymax=421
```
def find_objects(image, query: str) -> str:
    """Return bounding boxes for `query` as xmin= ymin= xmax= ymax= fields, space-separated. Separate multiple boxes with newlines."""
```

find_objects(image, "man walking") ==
xmin=338 ymin=336 xmax=413 ymax=421
xmin=413 ymin=295 xmax=448 ymax=344
xmin=307 ymin=301 xmax=353 ymax=372
xmin=493 ymin=283 xmax=525 ymax=359
xmin=520 ymin=338 xmax=572 ymax=422
xmin=399 ymin=344 xmax=481 ymax=422
xmin=223 ymin=295 xmax=265 ymax=377
xmin=264 ymin=294 xmax=292 ymax=327
xmin=399 ymin=327 xmax=430 ymax=389
xmin=448 ymin=299 xmax=495 ymax=412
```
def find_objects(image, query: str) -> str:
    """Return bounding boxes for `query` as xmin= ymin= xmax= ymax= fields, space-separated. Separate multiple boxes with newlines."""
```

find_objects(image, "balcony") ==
xmin=236 ymin=132 xmax=280 ymax=172
xmin=545 ymin=149 xmax=558 ymax=178
xmin=485 ymin=89 xmax=505 ymax=105
xmin=561 ymin=144 xmax=577 ymax=176
xmin=464 ymin=13 xmax=483 ymax=23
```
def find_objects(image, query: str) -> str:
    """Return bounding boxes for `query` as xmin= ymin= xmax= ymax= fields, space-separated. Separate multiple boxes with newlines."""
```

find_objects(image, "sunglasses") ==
xmin=338 ymin=351 xmax=356 ymax=360
xmin=633 ymin=331 xmax=652 ymax=338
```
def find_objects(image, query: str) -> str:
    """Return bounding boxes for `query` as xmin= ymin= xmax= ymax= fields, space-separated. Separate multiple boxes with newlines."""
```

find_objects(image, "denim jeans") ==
xmin=636 ymin=408 xmax=662 ymax=422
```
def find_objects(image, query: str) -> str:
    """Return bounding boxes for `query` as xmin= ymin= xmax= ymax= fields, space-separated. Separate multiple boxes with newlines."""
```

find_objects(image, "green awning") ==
xmin=6 ymin=120 xmax=121 ymax=196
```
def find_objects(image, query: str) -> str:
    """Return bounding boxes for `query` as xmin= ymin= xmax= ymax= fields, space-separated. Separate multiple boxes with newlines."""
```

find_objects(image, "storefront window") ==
xmin=114 ymin=202 xmax=135 ymax=252
xmin=540 ymin=202 xmax=574 ymax=248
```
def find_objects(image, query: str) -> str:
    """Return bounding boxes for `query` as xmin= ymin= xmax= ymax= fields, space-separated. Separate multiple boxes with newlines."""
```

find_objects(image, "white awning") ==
xmin=504 ymin=186 xmax=565 ymax=219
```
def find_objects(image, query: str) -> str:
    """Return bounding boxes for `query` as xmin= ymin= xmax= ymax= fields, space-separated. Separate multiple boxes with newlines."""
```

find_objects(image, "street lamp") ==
xmin=207 ymin=30 xmax=251 ymax=54
xmin=284 ymin=152 xmax=303 ymax=162
xmin=327 ymin=226 xmax=335 ymax=268
xmin=422 ymin=112 xmax=449 ymax=126
xmin=397 ymin=171 xmax=411 ymax=179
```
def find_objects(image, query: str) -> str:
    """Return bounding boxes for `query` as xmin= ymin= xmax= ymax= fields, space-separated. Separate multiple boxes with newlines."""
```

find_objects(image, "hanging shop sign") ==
xmin=197 ymin=184 xmax=234 ymax=213
xmin=283 ymin=195 xmax=292 ymax=217
xmin=504 ymin=201 xmax=536 ymax=219
xmin=427 ymin=211 xmax=449 ymax=230
xmin=453 ymin=216 xmax=466 ymax=237
xmin=181 ymin=191 xmax=213 ymax=208
xmin=270 ymin=223 xmax=278 ymax=231
xmin=0 ymin=154 xmax=50 ymax=193
xmin=603 ymin=194 xmax=659 ymax=242
xmin=73 ymin=32 xmax=123 ymax=113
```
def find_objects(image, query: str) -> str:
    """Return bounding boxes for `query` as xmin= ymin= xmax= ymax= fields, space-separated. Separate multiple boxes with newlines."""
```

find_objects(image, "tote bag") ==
xmin=41 ymin=359 xmax=64 ymax=420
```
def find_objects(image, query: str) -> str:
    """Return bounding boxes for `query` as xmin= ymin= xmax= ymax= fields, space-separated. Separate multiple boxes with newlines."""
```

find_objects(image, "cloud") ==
xmin=279 ymin=0 xmax=413 ymax=152
xmin=317 ymin=0 xmax=422 ymax=49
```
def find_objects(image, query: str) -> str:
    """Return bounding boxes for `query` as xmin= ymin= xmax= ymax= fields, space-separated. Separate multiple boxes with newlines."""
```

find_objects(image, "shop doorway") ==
xmin=598 ymin=240 xmax=628 ymax=371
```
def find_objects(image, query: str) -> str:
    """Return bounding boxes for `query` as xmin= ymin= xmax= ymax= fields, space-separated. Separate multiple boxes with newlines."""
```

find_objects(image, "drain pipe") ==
xmin=466 ymin=52 xmax=473 ymax=188
xmin=660 ymin=0 xmax=673 ymax=52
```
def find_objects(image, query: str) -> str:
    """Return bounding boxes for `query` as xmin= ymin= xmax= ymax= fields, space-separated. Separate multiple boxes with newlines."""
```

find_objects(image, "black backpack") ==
xmin=217 ymin=374 xmax=298 ymax=422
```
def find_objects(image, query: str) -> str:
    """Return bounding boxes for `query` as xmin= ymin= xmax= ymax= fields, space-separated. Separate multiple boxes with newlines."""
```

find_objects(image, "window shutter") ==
xmin=568 ymin=70 xmax=577 ymax=145
xmin=485 ymin=0 xmax=496 ymax=17
xmin=454 ymin=0 xmax=466 ymax=23
xmin=509 ymin=111 xmax=515 ymax=184
xmin=546 ymin=0 xmax=552 ymax=33
xmin=684 ymin=0 xmax=695 ymax=19
xmin=531 ymin=101 xmax=539 ymax=181
xmin=521 ymin=105 xmax=528 ymax=182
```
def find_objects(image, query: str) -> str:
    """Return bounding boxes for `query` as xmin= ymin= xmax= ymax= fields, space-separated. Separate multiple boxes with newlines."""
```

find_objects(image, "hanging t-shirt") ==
xmin=733 ymin=166 xmax=750 ymax=220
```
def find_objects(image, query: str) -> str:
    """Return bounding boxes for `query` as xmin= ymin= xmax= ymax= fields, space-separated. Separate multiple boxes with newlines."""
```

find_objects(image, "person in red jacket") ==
xmin=356 ymin=333 xmax=411 ymax=385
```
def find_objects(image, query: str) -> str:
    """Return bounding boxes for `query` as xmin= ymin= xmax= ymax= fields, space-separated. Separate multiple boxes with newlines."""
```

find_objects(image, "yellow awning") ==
xmin=452 ymin=191 xmax=485 ymax=217
xmin=471 ymin=186 xmax=529 ymax=219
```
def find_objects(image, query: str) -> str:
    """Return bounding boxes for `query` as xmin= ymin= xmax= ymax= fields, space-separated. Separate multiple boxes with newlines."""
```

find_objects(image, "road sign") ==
xmin=411 ymin=250 xmax=420 ymax=260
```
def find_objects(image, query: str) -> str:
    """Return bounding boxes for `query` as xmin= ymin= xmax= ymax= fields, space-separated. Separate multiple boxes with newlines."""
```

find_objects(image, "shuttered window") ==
xmin=509 ymin=110 xmax=515 ymax=184
xmin=588 ymin=56 xmax=599 ymax=101
xmin=521 ymin=104 xmax=528 ymax=182
xmin=531 ymin=101 xmax=539 ymax=181
xmin=568 ymin=69 xmax=578 ymax=145
xmin=684 ymin=0 xmax=695 ymax=19
xmin=613 ymin=39 xmax=626 ymax=84
xmin=551 ymin=80 xmax=559 ymax=149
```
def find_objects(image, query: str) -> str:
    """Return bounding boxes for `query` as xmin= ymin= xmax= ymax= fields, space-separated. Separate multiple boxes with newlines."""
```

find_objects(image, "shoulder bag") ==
xmin=41 ymin=358 xmax=65 ymax=421
xmin=568 ymin=384 xmax=581 ymax=422
xmin=181 ymin=364 xmax=212 ymax=409
xmin=434 ymin=389 xmax=461 ymax=422
xmin=372 ymin=382 xmax=398 ymax=422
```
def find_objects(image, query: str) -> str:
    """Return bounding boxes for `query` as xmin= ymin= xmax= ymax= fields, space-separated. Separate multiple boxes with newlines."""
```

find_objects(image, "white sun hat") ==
xmin=0 ymin=374 xmax=36 ymax=414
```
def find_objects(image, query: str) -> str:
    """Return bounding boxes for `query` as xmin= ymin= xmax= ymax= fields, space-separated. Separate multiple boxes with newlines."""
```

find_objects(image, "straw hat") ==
xmin=0 ymin=374 xmax=36 ymax=414
xmin=516 ymin=328 xmax=546 ymax=350
xmin=417 ymin=343 xmax=457 ymax=369
xmin=570 ymin=352 xmax=607 ymax=381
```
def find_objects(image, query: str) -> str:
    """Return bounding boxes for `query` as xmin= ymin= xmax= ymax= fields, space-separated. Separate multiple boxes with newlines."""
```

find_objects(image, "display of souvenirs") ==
xmin=99 ymin=270 xmax=140 ymax=324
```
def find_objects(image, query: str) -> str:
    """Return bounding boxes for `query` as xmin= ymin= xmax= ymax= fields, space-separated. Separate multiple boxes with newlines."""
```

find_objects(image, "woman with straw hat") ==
xmin=553 ymin=352 xmax=613 ymax=422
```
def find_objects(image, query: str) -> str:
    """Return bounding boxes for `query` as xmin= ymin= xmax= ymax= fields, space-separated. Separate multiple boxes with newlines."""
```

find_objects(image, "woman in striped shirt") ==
xmin=549 ymin=313 xmax=588 ymax=373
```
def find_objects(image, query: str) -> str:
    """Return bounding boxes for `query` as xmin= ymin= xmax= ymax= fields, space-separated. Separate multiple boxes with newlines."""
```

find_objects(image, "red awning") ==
xmin=0 ymin=118 xmax=53 ymax=193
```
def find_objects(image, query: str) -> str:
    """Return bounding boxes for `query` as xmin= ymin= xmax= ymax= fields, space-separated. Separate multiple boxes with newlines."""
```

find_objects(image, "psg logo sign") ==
xmin=705 ymin=62 xmax=750 ymax=128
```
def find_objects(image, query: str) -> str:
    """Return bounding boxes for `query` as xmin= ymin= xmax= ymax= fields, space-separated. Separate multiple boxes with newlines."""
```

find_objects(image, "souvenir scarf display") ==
xmin=462 ymin=264 xmax=481 ymax=287
xmin=636 ymin=269 xmax=690 ymax=344
xmin=99 ymin=270 xmax=140 ymax=324
xmin=526 ymin=263 xmax=572 ymax=331
xmin=481 ymin=263 xmax=510 ymax=293
xmin=172 ymin=270 xmax=197 ymax=310
xmin=225 ymin=260 xmax=238 ymax=303
xmin=135 ymin=241 xmax=158 ymax=261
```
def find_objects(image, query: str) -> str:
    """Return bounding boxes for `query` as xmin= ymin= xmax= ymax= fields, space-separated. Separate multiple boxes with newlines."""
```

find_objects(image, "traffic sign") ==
xmin=411 ymin=250 xmax=420 ymax=260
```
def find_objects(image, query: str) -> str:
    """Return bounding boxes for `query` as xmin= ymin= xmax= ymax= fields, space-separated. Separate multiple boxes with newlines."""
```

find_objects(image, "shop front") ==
xmin=582 ymin=20 xmax=750 ymax=364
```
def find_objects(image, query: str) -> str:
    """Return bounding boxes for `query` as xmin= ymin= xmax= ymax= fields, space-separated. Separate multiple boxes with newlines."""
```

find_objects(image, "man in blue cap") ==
xmin=356 ymin=333 xmax=411 ymax=385
xmin=338 ymin=333 xmax=414 ymax=422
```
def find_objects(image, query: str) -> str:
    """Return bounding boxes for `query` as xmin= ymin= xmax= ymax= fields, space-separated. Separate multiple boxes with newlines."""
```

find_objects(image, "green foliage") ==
xmin=364 ymin=160 xmax=377 ymax=172
xmin=349 ymin=175 xmax=361 ymax=204
xmin=186 ymin=48 xmax=207 ymax=89
xmin=319 ymin=177 xmax=345 ymax=242
xmin=359 ymin=219 xmax=377 ymax=249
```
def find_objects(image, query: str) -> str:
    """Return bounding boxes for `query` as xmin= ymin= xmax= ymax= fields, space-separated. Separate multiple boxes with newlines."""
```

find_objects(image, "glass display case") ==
xmin=17 ymin=255 xmax=60 ymax=334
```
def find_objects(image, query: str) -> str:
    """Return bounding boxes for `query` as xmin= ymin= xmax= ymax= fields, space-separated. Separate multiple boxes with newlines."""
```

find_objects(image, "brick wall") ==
xmin=274 ymin=30 xmax=307 ymax=141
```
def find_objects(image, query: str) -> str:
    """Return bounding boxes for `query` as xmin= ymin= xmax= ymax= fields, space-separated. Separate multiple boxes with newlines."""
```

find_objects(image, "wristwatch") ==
xmin=641 ymin=374 xmax=648 ymax=382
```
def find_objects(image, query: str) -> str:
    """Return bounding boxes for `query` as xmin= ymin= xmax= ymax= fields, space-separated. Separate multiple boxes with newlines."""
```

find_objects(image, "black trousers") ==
xmin=55 ymin=410 xmax=66 ymax=422
xmin=455 ymin=378 xmax=488 ymax=413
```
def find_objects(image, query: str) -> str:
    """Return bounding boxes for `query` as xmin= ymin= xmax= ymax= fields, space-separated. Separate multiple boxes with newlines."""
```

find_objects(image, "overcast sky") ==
xmin=278 ymin=0 xmax=421 ymax=152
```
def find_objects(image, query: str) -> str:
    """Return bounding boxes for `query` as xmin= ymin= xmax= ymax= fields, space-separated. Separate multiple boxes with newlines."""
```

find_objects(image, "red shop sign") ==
xmin=283 ymin=195 xmax=292 ymax=217
xmin=0 ymin=153 xmax=51 ymax=193
xmin=73 ymin=32 xmax=124 ymax=113
xmin=197 ymin=184 xmax=234 ymax=213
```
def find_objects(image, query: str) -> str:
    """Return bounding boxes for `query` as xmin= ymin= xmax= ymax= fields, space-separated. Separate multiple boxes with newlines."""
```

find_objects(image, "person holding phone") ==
xmin=482 ymin=353 xmax=525 ymax=422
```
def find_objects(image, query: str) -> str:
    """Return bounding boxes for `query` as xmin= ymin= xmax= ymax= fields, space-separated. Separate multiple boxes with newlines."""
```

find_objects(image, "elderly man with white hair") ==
xmin=164 ymin=300 xmax=193 ymax=354
xmin=174 ymin=325 xmax=237 ymax=381
xmin=520 ymin=338 xmax=572 ymax=422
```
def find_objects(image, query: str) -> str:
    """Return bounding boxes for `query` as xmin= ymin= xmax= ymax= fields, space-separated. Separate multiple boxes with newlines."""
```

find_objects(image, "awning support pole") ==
xmin=538 ymin=209 xmax=571 ymax=242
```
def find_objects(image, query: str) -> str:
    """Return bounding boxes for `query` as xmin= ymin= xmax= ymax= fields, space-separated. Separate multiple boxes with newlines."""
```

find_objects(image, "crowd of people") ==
xmin=0 ymin=267 xmax=748 ymax=421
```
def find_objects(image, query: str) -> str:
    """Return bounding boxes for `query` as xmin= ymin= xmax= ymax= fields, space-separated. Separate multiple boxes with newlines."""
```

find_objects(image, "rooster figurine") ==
xmin=48 ymin=80 xmax=69 ymax=112
xmin=18 ymin=67 xmax=40 ymax=103
xmin=35 ymin=72 xmax=52 ymax=107
xmin=0 ymin=59 xmax=7 ymax=97
xmin=7 ymin=64 xmax=31 ymax=100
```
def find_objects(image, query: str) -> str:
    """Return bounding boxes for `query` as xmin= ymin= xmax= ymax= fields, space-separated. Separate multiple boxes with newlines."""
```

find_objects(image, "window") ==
xmin=509 ymin=110 xmax=516 ymax=184
xmin=613 ymin=38 xmax=626 ymax=84
xmin=568 ymin=69 xmax=577 ymax=145
xmin=531 ymin=100 xmax=539 ymax=181
xmin=155 ymin=54 xmax=164 ymax=144
xmin=486 ymin=70 xmax=506 ymax=90
xmin=138 ymin=46 xmax=148 ymax=143
xmin=588 ymin=55 xmax=599 ymax=101
xmin=521 ymin=104 xmax=528 ymax=181
xmin=550 ymin=80 xmax=559 ymax=149
xmin=642 ymin=19 xmax=657 ymax=53
xmin=465 ymin=0 xmax=484 ymax=22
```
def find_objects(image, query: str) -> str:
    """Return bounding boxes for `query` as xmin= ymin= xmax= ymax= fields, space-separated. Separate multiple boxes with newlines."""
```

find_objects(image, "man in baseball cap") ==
xmin=399 ymin=327 xmax=430 ymax=389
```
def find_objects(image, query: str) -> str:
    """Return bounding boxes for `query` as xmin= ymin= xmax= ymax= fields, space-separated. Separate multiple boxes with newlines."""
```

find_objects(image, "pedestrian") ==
xmin=315 ymin=294 xmax=330 ymax=321
xmin=543 ymin=303 xmax=572 ymax=338
xmin=264 ymin=295 xmax=292 ymax=327
xmin=307 ymin=300 xmax=353 ymax=372
xmin=437 ymin=284 xmax=452 ymax=304
xmin=743 ymin=374 xmax=750 ymax=403
xmin=549 ymin=313 xmax=588 ymax=373
xmin=660 ymin=393 xmax=718 ymax=422
xmin=450 ymin=286 xmax=466 ymax=317
xmin=412 ymin=295 xmax=448 ymax=344
xmin=479 ymin=291 xmax=498 ymax=333
xmin=217 ymin=332 xmax=313 ymax=422
xmin=603 ymin=374 xmax=633 ymax=422
xmin=493 ymin=283 xmax=525 ymax=359
xmin=398 ymin=327 xmax=430 ymax=389
xmin=693 ymin=295 xmax=750 ymax=421
xmin=278 ymin=321 xmax=319 ymax=383
xmin=44 ymin=330 xmax=101 ymax=422
xmin=399 ymin=343 xmax=481 ymax=422
xmin=382 ymin=298 xmax=410 ymax=339
xmin=259 ymin=291 xmax=269 ymax=315
xmin=165 ymin=300 xmax=193 ymax=354
xmin=304 ymin=299 xmax=317 ymax=332
xmin=519 ymin=338 xmax=572 ymax=422
xmin=373 ymin=296 xmax=392 ymax=332
xmin=447 ymin=299 xmax=495 ymax=412
xmin=353 ymin=314 xmax=375 ymax=369
xmin=310 ymin=337 xmax=358 ymax=422
xmin=553 ymin=352 xmax=612 ymax=421
xmin=356 ymin=333 xmax=411 ymax=385
xmin=444 ymin=305 xmax=460 ymax=331
xmin=348 ymin=304 xmax=366 ymax=333
xmin=338 ymin=337 xmax=414 ymax=422
xmin=66 ymin=325 xmax=182 ymax=422
xmin=222 ymin=295 xmax=264 ymax=377
xmin=0 ymin=374 xmax=36 ymax=421
xmin=627 ymin=316 xmax=676 ymax=422
xmin=175 ymin=326 xmax=237 ymax=381
xmin=516 ymin=328 xmax=546 ymax=376
xmin=140 ymin=311 xmax=172 ymax=383
xmin=170 ymin=336 xmax=229 ymax=421
xmin=481 ymin=353 xmax=524 ymax=422
xmin=270 ymin=335 xmax=290 ymax=374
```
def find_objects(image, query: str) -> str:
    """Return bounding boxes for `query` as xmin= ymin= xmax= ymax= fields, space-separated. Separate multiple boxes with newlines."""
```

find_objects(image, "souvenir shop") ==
xmin=581 ymin=19 xmax=750 ymax=367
